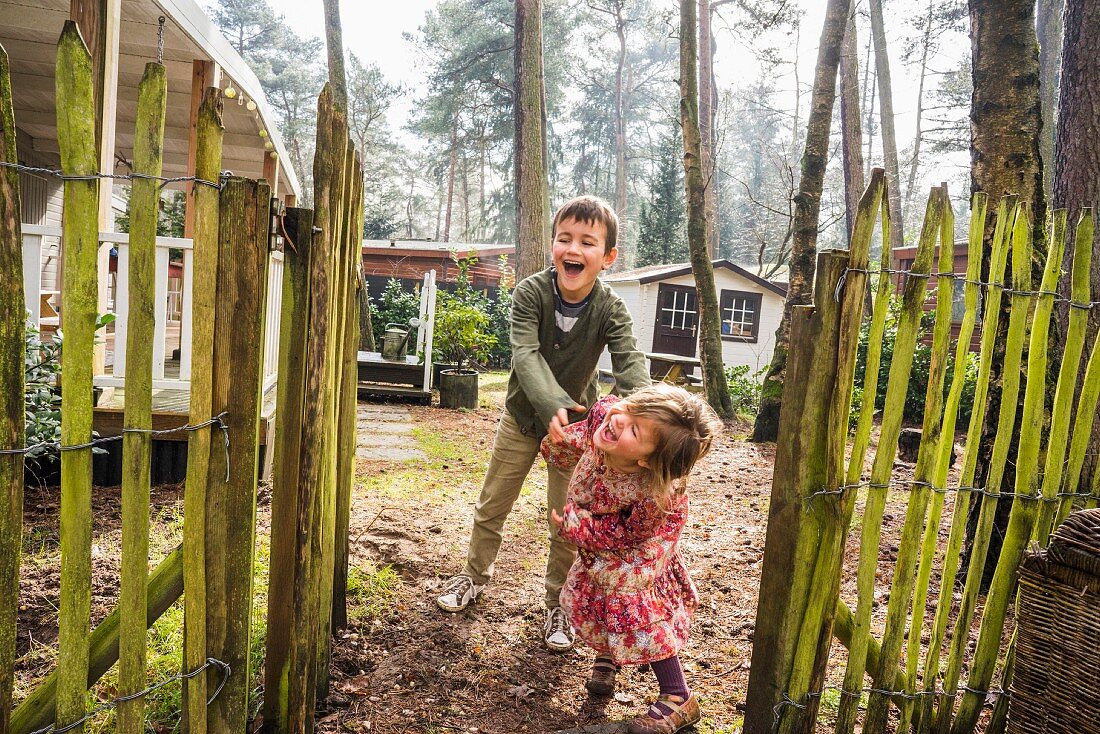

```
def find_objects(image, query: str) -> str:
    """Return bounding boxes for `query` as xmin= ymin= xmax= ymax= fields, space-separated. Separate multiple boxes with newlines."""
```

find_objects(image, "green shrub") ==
xmin=725 ymin=364 xmax=764 ymax=416
xmin=369 ymin=277 xmax=421 ymax=347
xmin=433 ymin=292 xmax=497 ymax=371
xmin=853 ymin=297 xmax=978 ymax=427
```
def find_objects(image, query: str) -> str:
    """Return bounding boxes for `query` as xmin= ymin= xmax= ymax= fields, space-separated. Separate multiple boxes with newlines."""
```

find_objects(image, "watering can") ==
xmin=381 ymin=318 xmax=421 ymax=361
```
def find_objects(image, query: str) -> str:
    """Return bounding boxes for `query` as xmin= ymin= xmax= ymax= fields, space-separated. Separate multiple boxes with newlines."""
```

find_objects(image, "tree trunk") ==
xmin=751 ymin=0 xmax=851 ymax=442
xmin=839 ymin=3 xmax=865 ymax=239
xmin=699 ymin=0 xmax=719 ymax=258
xmin=1052 ymin=0 xmax=1100 ymax=491
xmin=965 ymin=0 xmax=1046 ymax=586
xmin=904 ymin=0 xmax=935 ymax=212
xmin=444 ymin=113 xmax=458 ymax=243
xmin=514 ymin=0 xmax=550 ymax=281
xmin=1038 ymin=0 xmax=1063 ymax=200
xmin=868 ymin=0 xmax=904 ymax=248
xmin=613 ymin=1 xmax=628 ymax=247
xmin=681 ymin=0 xmax=733 ymax=419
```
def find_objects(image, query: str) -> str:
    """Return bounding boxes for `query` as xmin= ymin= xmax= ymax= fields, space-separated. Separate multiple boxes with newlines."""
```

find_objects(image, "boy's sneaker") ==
xmin=543 ymin=607 xmax=574 ymax=651
xmin=435 ymin=575 xmax=483 ymax=612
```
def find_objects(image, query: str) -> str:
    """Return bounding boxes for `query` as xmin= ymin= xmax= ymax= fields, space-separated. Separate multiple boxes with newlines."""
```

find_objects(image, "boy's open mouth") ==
xmin=562 ymin=260 xmax=585 ymax=276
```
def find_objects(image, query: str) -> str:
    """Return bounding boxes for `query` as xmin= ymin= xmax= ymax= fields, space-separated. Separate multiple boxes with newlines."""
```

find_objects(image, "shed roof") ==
xmin=1 ymin=0 xmax=300 ymax=197
xmin=605 ymin=259 xmax=788 ymax=297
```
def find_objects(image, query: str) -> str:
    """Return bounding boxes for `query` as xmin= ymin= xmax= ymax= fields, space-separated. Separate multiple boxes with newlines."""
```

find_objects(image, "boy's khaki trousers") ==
xmin=461 ymin=412 xmax=575 ymax=608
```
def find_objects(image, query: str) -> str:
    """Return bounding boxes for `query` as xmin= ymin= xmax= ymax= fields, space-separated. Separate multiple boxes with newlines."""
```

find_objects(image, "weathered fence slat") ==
xmin=265 ymin=207 xmax=314 ymax=731
xmin=929 ymin=196 xmax=1017 ymax=733
xmin=55 ymin=22 xmax=99 ymax=733
xmin=873 ymin=188 xmax=955 ymax=733
xmin=1047 ymin=211 xmax=1097 ymax=528
xmin=940 ymin=202 xmax=1031 ymax=733
xmin=10 ymin=547 xmax=184 ymax=734
xmin=0 ymin=39 xmax=24 ymax=734
xmin=182 ymin=86 xmax=223 ymax=734
xmin=779 ymin=171 xmax=887 ymax=733
xmin=315 ymin=102 xmax=351 ymax=705
xmin=332 ymin=148 xmax=363 ymax=632
xmin=205 ymin=177 xmax=271 ymax=734
xmin=117 ymin=60 xmax=166 ymax=734
xmin=951 ymin=207 xmax=1066 ymax=734
xmin=830 ymin=188 xmax=943 ymax=734
xmin=915 ymin=192 xmax=991 ymax=732
xmin=296 ymin=82 xmax=339 ymax=721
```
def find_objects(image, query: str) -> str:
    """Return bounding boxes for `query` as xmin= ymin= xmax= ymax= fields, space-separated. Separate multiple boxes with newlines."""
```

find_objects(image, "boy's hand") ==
xmin=548 ymin=404 xmax=585 ymax=443
xmin=550 ymin=508 xmax=564 ymax=530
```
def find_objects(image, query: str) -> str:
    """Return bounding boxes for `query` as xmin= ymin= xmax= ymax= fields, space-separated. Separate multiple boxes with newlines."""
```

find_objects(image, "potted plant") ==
xmin=433 ymin=295 xmax=497 ymax=409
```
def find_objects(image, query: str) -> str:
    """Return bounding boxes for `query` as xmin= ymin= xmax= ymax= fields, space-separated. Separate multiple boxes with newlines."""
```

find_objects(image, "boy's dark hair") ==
xmin=552 ymin=195 xmax=619 ymax=254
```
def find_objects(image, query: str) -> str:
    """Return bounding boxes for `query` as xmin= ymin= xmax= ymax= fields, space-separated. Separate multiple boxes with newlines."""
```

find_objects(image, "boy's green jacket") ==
xmin=506 ymin=268 xmax=651 ymax=438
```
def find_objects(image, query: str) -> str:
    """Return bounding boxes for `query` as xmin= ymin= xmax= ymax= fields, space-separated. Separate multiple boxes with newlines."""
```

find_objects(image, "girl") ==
xmin=542 ymin=383 xmax=723 ymax=734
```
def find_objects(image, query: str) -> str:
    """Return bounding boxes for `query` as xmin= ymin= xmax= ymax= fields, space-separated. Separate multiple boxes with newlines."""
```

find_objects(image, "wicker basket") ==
xmin=1008 ymin=509 xmax=1100 ymax=734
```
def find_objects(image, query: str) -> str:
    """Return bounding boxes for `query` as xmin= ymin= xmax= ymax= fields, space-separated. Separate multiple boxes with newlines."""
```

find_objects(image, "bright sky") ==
xmin=200 ymin=0 xmax=969 ymax=197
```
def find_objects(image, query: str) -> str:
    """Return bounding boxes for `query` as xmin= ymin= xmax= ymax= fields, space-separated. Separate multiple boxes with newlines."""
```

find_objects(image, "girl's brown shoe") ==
xmin=584 ymin=658 xmax=619 ymax=697
xmin=626 ymin=693 xmax=701 ymax=734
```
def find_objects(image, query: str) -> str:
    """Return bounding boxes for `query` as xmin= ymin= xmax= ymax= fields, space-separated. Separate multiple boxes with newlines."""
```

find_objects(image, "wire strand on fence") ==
xmin=28 ymin=657 xmax=231 ymax=734
xmin=833 ymin=266 xmax=1100 ymax=310
xmin=772 ymin=684 xmax=1007 ymax=729
xmin=0 ymin=160 xmax=229 ymax=191
xmin=804 ymin=479 xmax=1096 ymax=505
xmin=1 ymin=413 xmax=231 ymax=482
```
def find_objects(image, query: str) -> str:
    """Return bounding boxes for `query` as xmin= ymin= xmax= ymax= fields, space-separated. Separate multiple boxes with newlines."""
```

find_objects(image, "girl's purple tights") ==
xmin=648 ymin=656 xmax=690 ymax=718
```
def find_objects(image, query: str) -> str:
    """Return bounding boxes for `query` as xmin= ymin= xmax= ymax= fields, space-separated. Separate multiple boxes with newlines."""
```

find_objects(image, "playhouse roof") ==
xmin=605 ymin=259 xmax=788 ymax=297
xmin=1 ymin=0 xmax=301 ymax=197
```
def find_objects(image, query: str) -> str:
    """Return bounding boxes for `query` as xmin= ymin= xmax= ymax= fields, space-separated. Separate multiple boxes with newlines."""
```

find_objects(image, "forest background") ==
xmin=196 ymin=0 xmax=974 ymax=276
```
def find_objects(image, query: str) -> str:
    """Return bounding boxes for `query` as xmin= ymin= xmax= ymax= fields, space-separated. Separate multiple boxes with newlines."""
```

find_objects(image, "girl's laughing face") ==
xmin=593 ymin=405 xmax=658 ymax=473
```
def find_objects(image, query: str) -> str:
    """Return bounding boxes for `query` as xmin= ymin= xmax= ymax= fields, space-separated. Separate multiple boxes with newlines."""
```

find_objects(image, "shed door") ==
xmin=652 ymin=284 xmax=698 ymax=358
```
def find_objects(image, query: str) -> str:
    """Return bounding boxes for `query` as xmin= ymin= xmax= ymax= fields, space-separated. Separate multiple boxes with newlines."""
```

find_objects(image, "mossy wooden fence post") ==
xmin=205 ymin=177 xmax=271 ymax=734
xmin=55 ymin=21 xmax=100 ymax=732
xmin=265 ymin=206 xmax=314 ymax=731
xmin=183 ymin=85 xmax=224 ymax=734
xmin=117 ymin=60 xmax=166 ymax=734
xmin=294 ymin=83 xmax=338 ymax=720
xmin=0 ymin=39 xmax=25 ymax=734
xmin=745 ymin=251 xmax=846 ymax=732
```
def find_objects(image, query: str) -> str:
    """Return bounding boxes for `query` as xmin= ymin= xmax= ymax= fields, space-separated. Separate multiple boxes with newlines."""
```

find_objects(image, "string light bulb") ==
xmin=223 ymin=85 xmax=237 ymax=99
xmin=269 ymin=150 xmax=278 ymax=159
xmin=264 ymin=140 xmax=274 ymax=151
xmin=246 ymin=99 xmax=257 ymax=111
xmin=259 ymin=129 xmax=268 ymax=138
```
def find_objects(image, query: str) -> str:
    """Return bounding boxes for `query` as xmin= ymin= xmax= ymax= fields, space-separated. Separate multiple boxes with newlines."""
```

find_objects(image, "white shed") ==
xmin=598 ymin=259 xmax=788 ymax=375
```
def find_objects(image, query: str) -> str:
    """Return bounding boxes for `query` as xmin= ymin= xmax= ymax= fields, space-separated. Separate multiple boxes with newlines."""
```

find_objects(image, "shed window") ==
xmin=720 ymin=290 xmax=762 ymax=343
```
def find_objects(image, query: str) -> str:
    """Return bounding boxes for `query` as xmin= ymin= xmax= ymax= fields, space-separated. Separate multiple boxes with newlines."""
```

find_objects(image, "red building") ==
xmin=361 ymin=240 xmax=517 ymax=301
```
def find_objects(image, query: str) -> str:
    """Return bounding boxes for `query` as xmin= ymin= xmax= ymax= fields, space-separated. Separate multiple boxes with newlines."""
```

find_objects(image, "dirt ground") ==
xmin=13 ymin=373 xmax=981 ymax=734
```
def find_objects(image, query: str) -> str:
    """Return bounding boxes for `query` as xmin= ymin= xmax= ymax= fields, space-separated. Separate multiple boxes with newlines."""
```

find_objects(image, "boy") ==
xmin=435 ymin=195 xmax=651 ymax=651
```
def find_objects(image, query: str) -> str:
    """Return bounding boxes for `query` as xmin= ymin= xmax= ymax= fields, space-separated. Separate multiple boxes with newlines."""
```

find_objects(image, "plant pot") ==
xmin=432 ymin=362 xmax=458 ymax=386
xmin=439 ymin=369 xmax=479 ymax=410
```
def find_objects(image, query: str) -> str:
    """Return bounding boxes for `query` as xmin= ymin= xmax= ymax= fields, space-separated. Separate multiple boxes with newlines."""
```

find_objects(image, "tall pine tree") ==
xmin=636 ymin=127 xmax=687 ymax=267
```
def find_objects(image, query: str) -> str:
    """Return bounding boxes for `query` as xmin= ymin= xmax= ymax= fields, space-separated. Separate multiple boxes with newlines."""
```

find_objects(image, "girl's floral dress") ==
xmin=541 ymin=395 xmax=697 ymax=665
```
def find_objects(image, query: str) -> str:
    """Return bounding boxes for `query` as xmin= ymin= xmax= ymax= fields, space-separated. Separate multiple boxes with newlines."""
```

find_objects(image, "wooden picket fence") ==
xmin=744 ymin=168 xmax=1100 ymax=734
xmin=0 ymin=24 xmax=362 ymax=734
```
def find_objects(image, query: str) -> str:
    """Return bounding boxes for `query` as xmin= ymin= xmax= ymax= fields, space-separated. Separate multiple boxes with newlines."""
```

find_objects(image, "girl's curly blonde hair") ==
xmin=618 ymin=383 xmax=724 ymax=505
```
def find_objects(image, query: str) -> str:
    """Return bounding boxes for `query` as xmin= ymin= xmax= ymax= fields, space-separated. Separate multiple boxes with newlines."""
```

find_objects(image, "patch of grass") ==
xmin=346 ymin=561 xmax=402 ymax=623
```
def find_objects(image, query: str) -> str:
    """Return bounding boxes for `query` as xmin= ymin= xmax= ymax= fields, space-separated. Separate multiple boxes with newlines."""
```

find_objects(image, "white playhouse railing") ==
xmin=21 ymin=223 xmax=283 ymax=395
